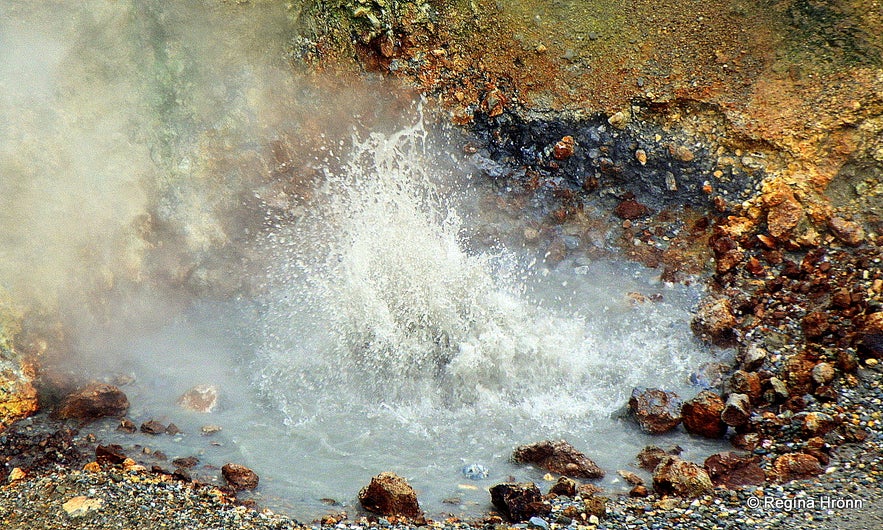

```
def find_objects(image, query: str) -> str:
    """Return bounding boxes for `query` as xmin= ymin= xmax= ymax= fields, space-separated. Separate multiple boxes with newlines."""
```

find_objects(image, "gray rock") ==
xmin=721 ymin=393 xmax=751 ymax=427
xmin=628 ymin=388 xmax=683 ymax=434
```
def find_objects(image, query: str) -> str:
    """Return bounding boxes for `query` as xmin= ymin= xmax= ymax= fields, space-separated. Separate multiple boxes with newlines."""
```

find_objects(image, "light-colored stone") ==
xmin=62 ymin=496 xmax=104 ymax=518
xmin=177 ymin=384 xmax=220 ymax=413
xmin=8 ymin=467 xmax=26 ymax=483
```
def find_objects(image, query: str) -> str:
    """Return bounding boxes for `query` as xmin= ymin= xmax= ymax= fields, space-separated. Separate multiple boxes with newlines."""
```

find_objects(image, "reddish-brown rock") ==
xmin=583 ymin=496 xmax=607 ymax=518
xmin=681 ymin=390 xmax=727 ymax=438
xmin=553 ymin=135 xmax=575 ymax=160
xmin=615 ymin=199 xmax=650 ymax=220
xmin=711 ymin=236 xmax=745 ymax=274
xmin=222 ymin=463 xmax=260 ymax=491
xmin=359 ymin=472 xmax=420 ymax=518
xmin=856 ymin=312 xmax=883 ymax=359
xmin=140 ymin=420 xmax=166 ymax=435
xmin=512 ymin=440 xmax=604 ymax=478
xmin=53 ymin=383 xmax=129 ymax=424
xmin=795 ymin=411 xmax=838 ymax=436
xmin=770 ymin=453 xmax=823 ymax=482
xmin=629 ymin=485 xmax=649 ymax=497
xmin=703 ymin=452 xmax=765 ymax=489
xmin=548 ymin=476 xmax=577 ymax=497
xmin=691 ymin=298 xmax=737 ymax=346
xmin=618 ymin=470 xmax=644 ymax=486
xmin=764 ymin=185 xmax=804 ymax=239
xmin=95 ymin=444 xmax=127 ymax=467
xmin=802 ymin=311 xmax=829 ymax=340
xmin=827 ymin=216 xmax=865 ymax=246
xmin=629 ymin=388 xmax=682 ymax=434
xmin=652 ymin=456 xmax=714 ymax=498
xmin=117 ymin=418 xmax=136 ymax=433
xmin=783 ymin=353 xmax=816 ymax=393
xmin=489 ymin=482 xmax=549 ymax=522
xmin=728 ymin=371 xmax=762 ymax=403
xmin=636 ymin=446 xmax=669 ymax=471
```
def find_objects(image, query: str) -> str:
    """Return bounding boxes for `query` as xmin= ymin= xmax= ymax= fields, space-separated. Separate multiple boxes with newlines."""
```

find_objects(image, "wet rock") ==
xmin=165 ymin=423 xmax=181 ymax=435
xmin=828 ymin=216 xmax=865 ymax=246
xmin=548 ymin=476 xmax=577 ymax=497
xmin=177 ymin=384 xmax=220 ymax=413
xmin=95 ymin=444 xmax=127 ymax=467
xmin=636 ymin=446 xmax=668 ymax=471
xmin=512 ymin=440 xmax=604 ymax=478
xmin=545 ymin=237 xmax=567 ymax=266
xmin=553 ymin=135 xmax=575 ymax=160
xmin=53 ymin=383 xmax=129 ymax=424
xmin=802 ymin=311 xmax=829 ymax=340
xmin=652 ymin=456 xmax=714 ymax=498
xmin=681 ymin=390 xmax=727 ymax=438
xmin=140 ymin=420 xmax=167 ymax=435
xmin=721 ymin=393 xmax=751 ymax=427
xmin=222 ymin=463 xmax=260 ymax=491
xmin=173 ymin=456 xmax=199 ymax=469
xmin=770 ymin=453 xmax=822 ymax=482
xmin=691 ymin=298 xmax=737 ymax=346
xmin=117 ymin=418 xmax=136 ymax=433
xmin=795 ymin=411 xmax=838 ymax=436
xmin=811 ymin=362 xmax=835 ymax=385
xmin=0 ymin=425 xmax=83 ymax=483
xmin=359 ymin=472 xmax=420 ymax=518
xmin=629 ymin=485 xmax=649 ymax=497
xmin=628 ymin=388 xmax=682 ymax=434
xmin=727 ymin=370 xmax=762 ymax=403
xmin=703 ymin=452 xmax=765 ymax=488
xmin=614 ymin=199 xmax=650 ymax=220
xmin=617 ymin=470 xmax=644 ymax=486
xmin=489 ymin=482 xmax=550 ymax=522
xmin=461 ymin=463 xmax=488 ymax=480
xmin=577 ymin=483 xmax=604 ymax=497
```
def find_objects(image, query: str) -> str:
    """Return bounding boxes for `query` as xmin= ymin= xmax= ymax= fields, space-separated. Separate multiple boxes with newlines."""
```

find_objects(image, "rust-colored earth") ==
xmin=305 ymin=0 xmax=882 ymax=195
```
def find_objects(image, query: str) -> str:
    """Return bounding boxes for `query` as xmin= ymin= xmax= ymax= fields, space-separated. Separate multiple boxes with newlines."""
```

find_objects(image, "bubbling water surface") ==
xmin=0 ymin=1 xmax=728 ymax=520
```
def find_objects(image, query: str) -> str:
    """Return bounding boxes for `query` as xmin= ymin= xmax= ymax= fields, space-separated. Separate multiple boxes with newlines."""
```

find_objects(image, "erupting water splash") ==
xmin=256 ymin=109 xmax=704 ymax=431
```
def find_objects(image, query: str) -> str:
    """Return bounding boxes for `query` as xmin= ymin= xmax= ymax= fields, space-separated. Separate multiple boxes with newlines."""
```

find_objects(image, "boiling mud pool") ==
xmin=0 ymin=0 xmax=730 ymax=521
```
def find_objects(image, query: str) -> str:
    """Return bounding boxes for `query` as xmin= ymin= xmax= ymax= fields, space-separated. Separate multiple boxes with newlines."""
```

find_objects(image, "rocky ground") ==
xmin=2 ymin=0 xmax=883 ymax=528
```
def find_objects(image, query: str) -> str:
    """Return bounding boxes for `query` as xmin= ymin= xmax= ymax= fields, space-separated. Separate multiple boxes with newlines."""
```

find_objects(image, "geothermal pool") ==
xmin=1 ymin=1 xmax=730 ymax=520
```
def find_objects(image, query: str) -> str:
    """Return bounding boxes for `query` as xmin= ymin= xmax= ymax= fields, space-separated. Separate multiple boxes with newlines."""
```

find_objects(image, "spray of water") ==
xmin=256 ymin=109 xmax=706 ymax=435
